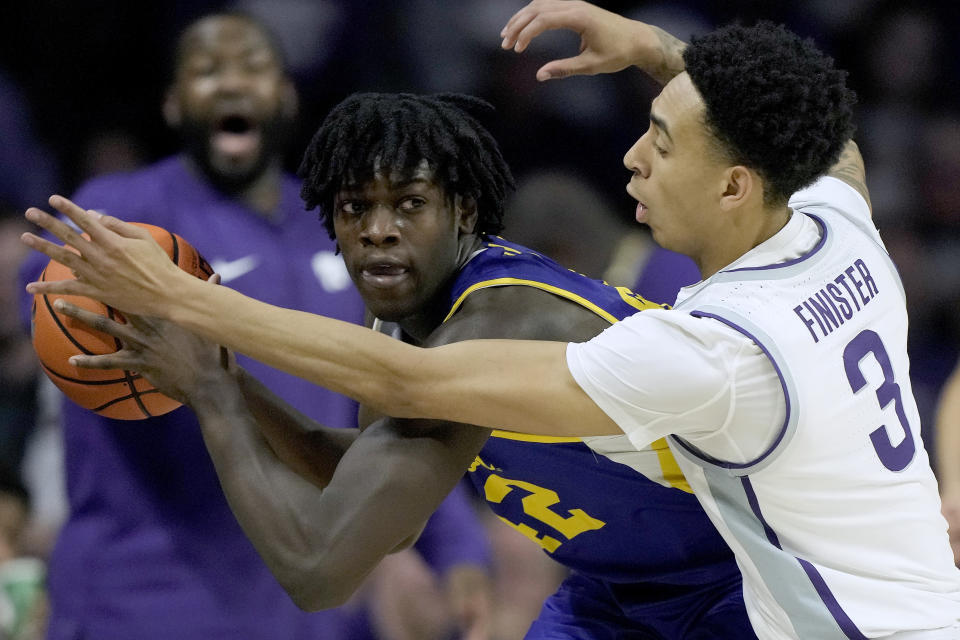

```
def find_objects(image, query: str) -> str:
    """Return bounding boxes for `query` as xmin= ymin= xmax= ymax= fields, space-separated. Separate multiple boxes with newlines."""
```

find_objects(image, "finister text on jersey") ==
xmin=793 ymin=258 xmax=879 ymax=343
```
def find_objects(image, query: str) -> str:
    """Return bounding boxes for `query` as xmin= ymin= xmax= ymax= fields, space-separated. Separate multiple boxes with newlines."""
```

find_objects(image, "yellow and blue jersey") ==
xmin=448 ymin=237 xmax=738 ymax=585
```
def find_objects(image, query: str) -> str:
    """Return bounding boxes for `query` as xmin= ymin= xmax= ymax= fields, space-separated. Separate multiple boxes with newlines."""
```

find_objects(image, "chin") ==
xmin=368 ymin=306 xmax=413 ymax=324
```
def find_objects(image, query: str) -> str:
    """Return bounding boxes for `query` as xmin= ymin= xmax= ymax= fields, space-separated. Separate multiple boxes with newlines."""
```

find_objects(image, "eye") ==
xmin=654 ymin=143 xmax=668 ymax=158
xmin=398 ymin=196 xmax=426 ymax=211
xmin=245 ymin=52 xmax=274 ymax=73
xmin=338 ymin=200 xmax=367 ymax=216
xmin=187 ymin=57 xmax=216 ymax=76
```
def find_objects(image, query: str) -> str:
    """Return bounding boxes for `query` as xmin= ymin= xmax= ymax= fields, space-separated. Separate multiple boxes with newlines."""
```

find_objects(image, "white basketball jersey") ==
xmin=672 ymin=208 xmax=960 ymax=638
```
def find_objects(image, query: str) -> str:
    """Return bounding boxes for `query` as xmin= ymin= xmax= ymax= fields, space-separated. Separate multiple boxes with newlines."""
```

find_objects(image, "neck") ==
xmin=697 ymin=204 xmax=792 ymax=278
xmin=183 ymin=156 xmax=284 ymax=219
xmin=239 ymin=164 xmax=284 ymax=217
xmin=396 ymin=234 xmax=485 ymax=344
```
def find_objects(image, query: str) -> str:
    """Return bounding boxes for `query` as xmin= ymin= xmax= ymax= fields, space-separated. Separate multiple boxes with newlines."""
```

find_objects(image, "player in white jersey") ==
xmin=21 ymin=1 xmax=960 ymax=638
xmin=567 ymin=175 xmax=960 ymax=638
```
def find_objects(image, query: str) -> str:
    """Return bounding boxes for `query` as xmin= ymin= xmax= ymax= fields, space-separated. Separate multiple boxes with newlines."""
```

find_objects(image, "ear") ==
xmin=719 ymin=165 xmax=756 ymax=212
xmin=455 ymin=195 xmax=479 ymax=234
xmin=280 ymin=78 xmax=299 ymax=120
xmin=162 ymin=89 xmax=181 ymax=129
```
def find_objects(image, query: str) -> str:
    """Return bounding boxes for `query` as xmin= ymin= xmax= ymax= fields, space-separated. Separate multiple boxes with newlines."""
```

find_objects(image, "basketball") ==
xmin=31 ymin=223 xmax=214 ymax=420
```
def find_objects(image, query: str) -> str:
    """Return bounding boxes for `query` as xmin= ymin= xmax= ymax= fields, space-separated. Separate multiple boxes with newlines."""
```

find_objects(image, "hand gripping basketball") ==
xmin=31 ymin=222 xmax=214 ymax=420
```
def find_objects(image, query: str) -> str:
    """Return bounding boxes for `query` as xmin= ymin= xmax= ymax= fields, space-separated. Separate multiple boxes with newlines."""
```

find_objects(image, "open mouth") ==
xmin=212 ymin=114 xmax=261 ymax=158
xmin=636 ymin=202 xmax=649 ymax=221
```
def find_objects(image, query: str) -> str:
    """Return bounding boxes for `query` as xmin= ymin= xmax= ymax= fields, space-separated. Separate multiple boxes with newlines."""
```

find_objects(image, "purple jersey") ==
xmin=20 ymin=156 xmax=488 ymax=640
xmin=633 ymin=246 xmax=701 ymax=307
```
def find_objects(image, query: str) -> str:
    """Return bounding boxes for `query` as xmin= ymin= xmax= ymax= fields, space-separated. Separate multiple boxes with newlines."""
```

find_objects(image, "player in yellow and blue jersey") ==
xmin=27 ymin=92 xmax=755 ymax=638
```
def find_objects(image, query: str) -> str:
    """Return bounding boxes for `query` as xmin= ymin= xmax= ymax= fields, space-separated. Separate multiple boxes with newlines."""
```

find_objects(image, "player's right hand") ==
xmin=499 ymin=0 xmax=663 ymax=82
xmin=22 ymin=195 xmax=188 ymax=318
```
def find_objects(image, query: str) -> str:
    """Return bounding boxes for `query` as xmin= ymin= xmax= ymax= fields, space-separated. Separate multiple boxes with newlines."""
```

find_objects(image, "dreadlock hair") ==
xmin=683 ymin=21 xmax=856 ymax=207
xmin=299 ymin=93 xmax=515 ymax=239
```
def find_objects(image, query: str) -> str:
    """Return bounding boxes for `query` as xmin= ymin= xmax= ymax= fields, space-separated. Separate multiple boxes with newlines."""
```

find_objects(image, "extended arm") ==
xmin=24 ymin=203 xmax=620 ymax=439
xmin=935 ymin=359 xmax=960 ymax=565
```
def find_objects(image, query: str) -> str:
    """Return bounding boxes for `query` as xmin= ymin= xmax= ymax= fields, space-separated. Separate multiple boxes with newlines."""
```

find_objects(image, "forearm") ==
xmin=235 ymin=368 xmax=357 ymax=487
xmin=639 ymin=24 xmax=687 ymax=85
xmin=827 ymin=140 xmax=872 ymax=213
xmin=936 ymin=368 xmax=960 ymax=493
xmin=172 ymin=281 xmax=616 ymax=437
xmin=189 ymin=374 xmax=357 ymax=606
xmin=192 ymin=375 xmax=458 ymax=609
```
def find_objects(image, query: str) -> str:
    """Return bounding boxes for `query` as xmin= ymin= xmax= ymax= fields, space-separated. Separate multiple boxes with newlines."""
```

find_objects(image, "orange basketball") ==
xmin=31 ymin=223 xmax=213 ymax=420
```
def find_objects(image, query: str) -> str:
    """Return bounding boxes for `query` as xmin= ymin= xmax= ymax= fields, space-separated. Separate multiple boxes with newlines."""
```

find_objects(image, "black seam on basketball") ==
xmin=101 ymin=306 xmax=152 ymax=416
xmin=120 ymin=368 xmax=151 ymax=417
xmin=168 ymin=230 xmax=180 ymax=266
xmin=92 ymin=387 xmax=165 ymax=413
xmin=39 ymin=270 xmax=97 ymax=356
xmin=39 ymin=361 xmax=134 ymax=385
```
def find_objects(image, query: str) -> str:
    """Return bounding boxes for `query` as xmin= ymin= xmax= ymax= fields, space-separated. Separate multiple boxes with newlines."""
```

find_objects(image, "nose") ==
xmin=360 ymin=205 xmax=400 ymax=247
xmin=623 ymin=131 xmax=651 ymax=180
xmin=215 ymin=62 xmax=253 ymax=94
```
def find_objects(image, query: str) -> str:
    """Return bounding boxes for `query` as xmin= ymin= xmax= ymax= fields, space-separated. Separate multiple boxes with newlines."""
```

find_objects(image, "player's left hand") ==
xmin=52 ymin=274 xmax=235 ymax=407
xmin=21 ymin=195 xmax=191 ymax=318
xmin=499 ymin=0 xmax=667 ymax=82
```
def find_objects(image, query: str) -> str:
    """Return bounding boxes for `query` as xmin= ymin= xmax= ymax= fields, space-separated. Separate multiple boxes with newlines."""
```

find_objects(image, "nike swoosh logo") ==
xmin=210 ymin=255 xmax=260 ymax=283
xmin=311 ymin=251 xmax=352 ymax=292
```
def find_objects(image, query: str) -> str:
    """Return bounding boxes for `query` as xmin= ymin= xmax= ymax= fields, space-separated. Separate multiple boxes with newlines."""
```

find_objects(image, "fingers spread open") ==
xmin=20 ymin=231 xmax=84 ymax=270
xmin=512 ymin=10 xmax=577 ymax=53
xmin=26 ymin=277 xmax=100 ymax=300
xmin=23 ymin=207 xmax=94 ymax=258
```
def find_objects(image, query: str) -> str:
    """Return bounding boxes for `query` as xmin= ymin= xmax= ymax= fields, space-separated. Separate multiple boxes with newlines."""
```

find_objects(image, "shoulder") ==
xmin=72 ymin=157 xmax=183 ymax=220
xmin=425 ymin=284 xmax=612 ymax=347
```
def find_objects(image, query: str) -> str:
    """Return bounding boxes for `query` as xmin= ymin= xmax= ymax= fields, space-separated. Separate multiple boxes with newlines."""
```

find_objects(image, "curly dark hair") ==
xmin=684 ymin=21 xmax=856 ymax=206
xmin=299 ymin=92 xmax=515 ymax=239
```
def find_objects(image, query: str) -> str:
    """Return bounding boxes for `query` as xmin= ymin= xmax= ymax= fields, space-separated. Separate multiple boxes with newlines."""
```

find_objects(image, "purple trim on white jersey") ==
xmin=740 ymin=476 xmax=781 ymax=547
xmin=742 ymin=479 xmax=867 ymax=640
xmin=797 ymin=557 xmax=869 ymax=640
xmin=723 ymin=214 xmax=827 ymax=273
xmin=670 ymin=311 xmax=791 ymax=470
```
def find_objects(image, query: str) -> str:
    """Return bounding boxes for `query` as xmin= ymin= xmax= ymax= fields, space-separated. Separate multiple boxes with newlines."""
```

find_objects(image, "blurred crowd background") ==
xmin=0 ymin=1 xmax=958 ymax=638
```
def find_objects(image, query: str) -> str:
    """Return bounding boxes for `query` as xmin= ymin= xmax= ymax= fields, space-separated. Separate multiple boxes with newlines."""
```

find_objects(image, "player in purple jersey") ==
xmin=45 ymin=92 xmax=755 ymax=639
xmin=17 ymin=14 xmax=490 ymax=640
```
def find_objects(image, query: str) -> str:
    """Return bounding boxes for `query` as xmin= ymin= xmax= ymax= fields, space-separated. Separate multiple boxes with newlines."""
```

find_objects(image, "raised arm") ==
xmin=500 ymin=0 xmax=686 ymax=84
xmin=827 ymin=140 xmax=872 ymax=214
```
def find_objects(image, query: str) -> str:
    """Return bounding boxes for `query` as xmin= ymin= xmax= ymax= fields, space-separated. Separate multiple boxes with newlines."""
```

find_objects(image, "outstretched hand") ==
xmin=21 ymin=195 xmax=189 ymax=317
xmin=500 ymin=0 xmax=680 ymax=83
xmin=52 ymin=273 xmax=234 ymax=407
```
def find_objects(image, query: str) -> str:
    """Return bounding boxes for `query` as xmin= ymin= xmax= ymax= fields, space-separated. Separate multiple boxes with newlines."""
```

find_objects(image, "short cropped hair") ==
xmin=298 ymin=93 xmax=515 ymax=238
xmin=170 ymin=12 xmax=287 ymax=82
xmin=684 ymin=22 xmax=856 ymax=205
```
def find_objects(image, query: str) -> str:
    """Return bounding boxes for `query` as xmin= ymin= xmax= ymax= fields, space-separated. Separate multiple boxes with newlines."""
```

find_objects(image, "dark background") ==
xmin=2 ymin=0 xmax=959 ymax=452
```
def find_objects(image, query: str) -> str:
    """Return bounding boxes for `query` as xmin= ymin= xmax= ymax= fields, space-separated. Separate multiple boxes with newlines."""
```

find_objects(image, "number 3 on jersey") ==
xmin=843 ymin=329 xmax=916 ymax=472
